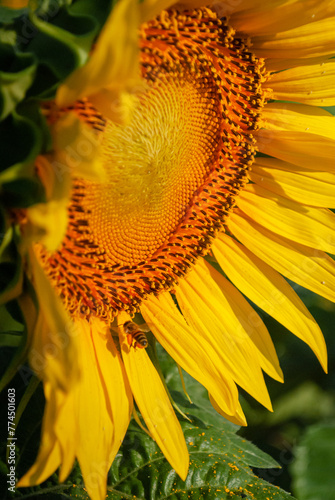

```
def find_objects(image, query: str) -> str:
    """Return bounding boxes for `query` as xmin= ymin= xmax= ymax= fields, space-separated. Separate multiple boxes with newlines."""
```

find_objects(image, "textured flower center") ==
xmin=81 ymin=77 xmax=221 ymax=266
xmin=40 ymin=7 xmax=267 ymax=320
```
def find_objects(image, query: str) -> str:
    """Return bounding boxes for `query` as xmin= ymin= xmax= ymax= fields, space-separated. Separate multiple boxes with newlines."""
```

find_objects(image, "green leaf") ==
xmin=1 ymin=176 xmax=45 ymax=208
xmin=105 ymin=421 xmax=293 ymax=500
xmin=0 ymin=5 xmax=28 ymax=24
xmin=0 ymin=330 xmax=22 ymax=347
xmin=0 ymin=302 xmax=24 ymax=346
xmin=0 ymin=44 xmax=36 ymax=120
xmin=12 ymin=4 xmax=99 ymax=99
xmin=68 ymin=0 xmax=114 ymax=26
xmin=290 ymin=421 xmax=335 ymax=500
xmin=0 ymin=110 xmax=42 ymax=186
xmin=28 ymin=9 xmax=96 ymax=67
xmin=0 ymin=227 xmax=23 ymax=306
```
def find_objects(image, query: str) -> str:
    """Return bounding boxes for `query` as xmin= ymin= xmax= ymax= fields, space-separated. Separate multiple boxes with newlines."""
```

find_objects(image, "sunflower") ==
xmin=15 ymin=0 xmax=335 ymax=499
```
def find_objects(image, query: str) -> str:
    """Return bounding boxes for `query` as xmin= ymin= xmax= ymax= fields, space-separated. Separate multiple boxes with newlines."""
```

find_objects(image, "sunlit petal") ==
xmin=250 ymin=158 xmax=335 ymax=208
xmin=177 ymin=260 xmax=280 ymax=398
xmin=239 ymin=184 xmax=335 ymax=253
xmin=229 ymin=210 xmax=335 ymax=309
xmin=118 ymin=313 xmax=189 ymax=480
xmin=141 ymin=293 xmax=245 ymax=423
xmin=214 ymin=233 xmax=327 ymax=372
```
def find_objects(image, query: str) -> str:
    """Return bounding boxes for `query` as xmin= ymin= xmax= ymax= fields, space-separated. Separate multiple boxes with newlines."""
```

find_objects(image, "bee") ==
xmin=123 ymin=321 xmax=149 ymax=349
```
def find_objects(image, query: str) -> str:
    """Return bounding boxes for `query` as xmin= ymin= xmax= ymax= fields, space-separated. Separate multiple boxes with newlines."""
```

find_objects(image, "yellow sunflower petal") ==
xmin=210 ymin=0 xmax=264 ymax=18
xmin=56 ymin=0 xmax=174 ymax=113
xmin=254 ymin=156 xmax=333 ymax=174
xmin=56 ymin=0 xmax=141 ymax=108
xmin=28 ymin=249 xmax=79 ymax=391
xmin=213 ymin=233 xmax=327 ymax=371
xmin=140 ymin=0 xmax=179 ymax=22
xmin=74 ymin=318 xmax=133 ymax=500
xmin=178 ymin=260 xmax=281 ymax=390
xmin=141 ymin=293 xmax=244 ymax=422
xmin=252 ymin=16 xmax=335 ymax=60
xmin=209 ymin=394 xmax=246 ymax=427
xmin=262 ymin=102 xmax=335 ymax=141
xmin=268 ymin=61 xmax=335 ymax=106
xmin=19 ymin=318 xmax=131 ymax=500
xmin=230 ymin=1 xmax=335 ymax=36
xmin=250 ymin=159 xmax=335 ymax=208
xmin=51 ymin=387 xmax=77 ymax=483
xmin=263 ymin=54 xmax=332 ymax=72
xmin=89 ymin=88 xmax=141 ymax=124
xmin=17 ymin=384 xmax=68 ymax=487
xmin=23 ymin=154 xmax=69 ymax=252
xmin=52 ymin=113 xmax=106 ymax=182
xmin=256 ymin=129 xmax=335 ymax=171
xmin=25 ymin=200 xmax=68 ymax=252
xmin=118 ymin=313 xmax=188 ymax=480
xmin=229 ymin=210 xmax=335 ymax=307
xmin=26 ymin=113 xmax=107 ymax=252
xmin=239 ymin=184 xmax=335 ymax=253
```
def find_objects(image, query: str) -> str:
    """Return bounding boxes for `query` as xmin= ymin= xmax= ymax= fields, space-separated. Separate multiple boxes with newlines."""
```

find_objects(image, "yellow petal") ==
xmin=230 ymin=1 xmax=335 ymax=36
xmin=264 ymin=54 xmax=331 ymax=72
xmin=34 ymin=155 xmax=60 ymax=201
xmin=229 ymin=209 xmax=335 ymax=307
xmin=74 ymin=318 xmax=132 ymax=500
xmin=176 ymin=0 xmax=212 ymax=8
xmin=26 ymin=113 xmax=107 ymax=252
xmin=177 ymin=260 xmax=280 ymax=396
xmin=28 ymin=249 xmax=79 ymax=391
xmin=239 ymin=184 xmax=335 ymax=253
xmin=255 ymin=156 xmax=334 ymax=175
xmin=252 ymin=16 xmax=335 ymax=60
xmin=89 ymin=88 xmax=141 ymax=124
xmin=56 ymin=0 xmax=141 ymax=108
xmin=49 ymin=383 xmax=77 ymax=484
xmin=250 ymin=160 xmax=335 ymax=208
xmin=211 ymin=0 xmax=264 ymax=18
xmin=139 ymin=0 xmax=179 ymax=23
xmin=209 ymin=394 xmax=246 ymax=427
xmin=213 ymin=233 xmax=327 ymax=371
xmin=118 ymin=313 xmax=189 ymax=480
xmin=268 ymin=61 xmax=335 ymax=106
xmin=262 ymin=102 xmax=335 ymax=141
xmin=141 ymin=293 xmax=244 ymax=422
xmin=23 ymin=154 xmax=70 ymax=252
xmin=256 ymin=129 xmax=335 ymax=171
xmin=17 ymin=383 xmax=67 ymax=487
xmin=51 ymin=113 xmax=106 ymax=182
xmin=19 ymin=318 xmax=132 ymax=500
xmin=26 ymin=199 xmax=68 ymax=252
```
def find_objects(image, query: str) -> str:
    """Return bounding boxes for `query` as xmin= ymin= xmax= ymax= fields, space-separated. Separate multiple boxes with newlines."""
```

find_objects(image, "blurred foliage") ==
xmin=290 ymin=421 xmax=335 ymax=500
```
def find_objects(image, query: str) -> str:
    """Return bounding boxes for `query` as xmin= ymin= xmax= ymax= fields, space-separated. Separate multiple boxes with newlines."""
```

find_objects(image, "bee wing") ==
xmin=138 ymin=322 xmax=151 ymax=333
